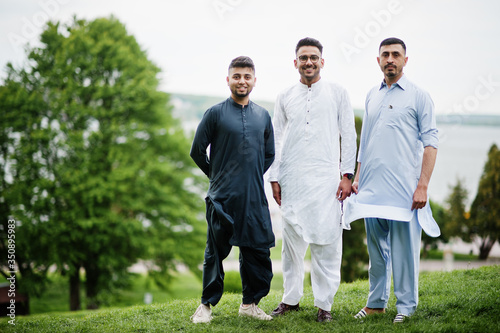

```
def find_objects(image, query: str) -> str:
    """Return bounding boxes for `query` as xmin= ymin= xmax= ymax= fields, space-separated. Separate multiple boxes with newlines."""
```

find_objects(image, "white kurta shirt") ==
xmin=268 ymin=79 xmax=357 ymax=244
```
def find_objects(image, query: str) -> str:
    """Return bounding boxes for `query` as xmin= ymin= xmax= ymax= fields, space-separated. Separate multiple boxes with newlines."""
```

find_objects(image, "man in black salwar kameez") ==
xmin=190 ymin=56 xmax=275 ymax=323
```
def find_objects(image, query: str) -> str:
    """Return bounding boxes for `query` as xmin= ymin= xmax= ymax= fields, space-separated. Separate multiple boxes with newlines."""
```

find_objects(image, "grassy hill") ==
xmin=169 ymin=93 xmax=500 ymax=129
xmin=1 ymin=265 xmax=498 ymax=332
xmin=170 ymin=93 xmax=275 ymax=121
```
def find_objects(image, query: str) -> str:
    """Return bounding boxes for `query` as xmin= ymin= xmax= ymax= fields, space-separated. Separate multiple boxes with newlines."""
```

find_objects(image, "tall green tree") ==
xmin=470 ymin=144 xmax=500 ymax=260
xmin=443 ymin=178 xmax=472 ymax=243
xmin=0 ymin=16 xmax=206 ymax=310
xmin=0 ymin=68 xmax=54 ymax=304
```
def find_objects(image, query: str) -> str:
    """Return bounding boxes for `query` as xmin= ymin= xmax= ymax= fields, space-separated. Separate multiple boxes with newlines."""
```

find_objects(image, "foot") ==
xmin=239 ymin=303 xmax=273 ymax=321
xmin=191 ymin=303 xmax=212 ymax=323
xmin=270 ymin=302 xmax=300 ymax=316
xmin=317 ymin=308 xmax=332 ymax=322
xmin=393 ymin=313 xmax=408 ymax=323
xmin=354 ymin=307 xmax=385 ymax=319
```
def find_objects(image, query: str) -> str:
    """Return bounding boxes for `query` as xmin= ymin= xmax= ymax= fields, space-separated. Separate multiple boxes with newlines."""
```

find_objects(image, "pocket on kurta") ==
xmin=385 ymin=105 xmax=416 ymax=129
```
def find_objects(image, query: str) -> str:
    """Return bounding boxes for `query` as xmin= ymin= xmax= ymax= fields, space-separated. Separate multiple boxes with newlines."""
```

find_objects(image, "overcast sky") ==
xmin=1 ymin=0 xmax=499 ymax=114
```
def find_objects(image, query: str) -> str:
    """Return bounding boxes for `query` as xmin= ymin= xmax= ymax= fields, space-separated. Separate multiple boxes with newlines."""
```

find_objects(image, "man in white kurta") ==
xmin=268 ymin=37 xmax=357 ymax=322
xmin=343 ymin=38 xmax=439 ymax=324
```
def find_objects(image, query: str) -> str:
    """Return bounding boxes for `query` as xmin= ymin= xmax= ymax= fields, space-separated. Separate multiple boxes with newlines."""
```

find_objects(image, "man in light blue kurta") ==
xmin=343 ymin=38 xmax=439 ymax=323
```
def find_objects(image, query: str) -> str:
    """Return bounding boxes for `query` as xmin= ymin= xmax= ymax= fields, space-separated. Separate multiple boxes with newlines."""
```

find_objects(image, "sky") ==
xmin=1 ymin=0 xmax=500 ymax=115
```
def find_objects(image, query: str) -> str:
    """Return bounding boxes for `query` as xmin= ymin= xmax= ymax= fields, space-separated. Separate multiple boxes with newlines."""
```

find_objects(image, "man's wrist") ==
xmin=343 ymin=173 xmax=354 ymax=180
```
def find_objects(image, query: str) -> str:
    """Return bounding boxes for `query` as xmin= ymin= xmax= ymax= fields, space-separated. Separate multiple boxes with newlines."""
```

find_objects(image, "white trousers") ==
xmin=281 ymin=224 xmax=342 ymax=311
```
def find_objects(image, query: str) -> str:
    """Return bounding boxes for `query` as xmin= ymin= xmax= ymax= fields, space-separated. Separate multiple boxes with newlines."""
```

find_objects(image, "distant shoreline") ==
xmin=435 ymin=114 xmax=500 ymax=127
xmin=170 ymin=92 xmax=500 ymax=127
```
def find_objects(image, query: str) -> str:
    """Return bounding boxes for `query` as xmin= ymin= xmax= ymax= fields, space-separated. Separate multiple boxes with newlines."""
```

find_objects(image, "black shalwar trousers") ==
xmin=201 ymin=200 xmax=273 ymax=306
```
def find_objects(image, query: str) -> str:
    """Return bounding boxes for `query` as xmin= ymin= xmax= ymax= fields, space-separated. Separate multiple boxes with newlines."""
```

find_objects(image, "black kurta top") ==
xmin=190 ymin=97 xmax=275 ymax=248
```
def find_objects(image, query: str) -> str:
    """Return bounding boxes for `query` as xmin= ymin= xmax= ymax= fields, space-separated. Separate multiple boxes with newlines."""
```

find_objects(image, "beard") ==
xmin=384 ymin=65 xmax=399 ymax=77
xmin=233 ymin=89 xmax=249 ymax=98
xmin=386 ymin=71 xmax=397 ymax=78
xmin=230 ymin=85 xmax=252 ymax=99
xmin=300 ymin=65 xmax=320 ymax=80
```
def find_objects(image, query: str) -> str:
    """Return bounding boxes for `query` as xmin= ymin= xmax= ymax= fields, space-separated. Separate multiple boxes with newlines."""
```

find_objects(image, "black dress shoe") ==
xmin=317 ymin=308 xmax=332 ymax=322
xmin=270 ymin=302 xmax=300 ymax=316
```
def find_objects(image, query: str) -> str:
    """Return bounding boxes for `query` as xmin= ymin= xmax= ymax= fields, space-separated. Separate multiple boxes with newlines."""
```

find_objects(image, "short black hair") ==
xmin=295 ymin=37 xmax=323 ymax=55
xmin=228 ymin=56 xmax=255 ymax=72
xmin=379 ymin=37 xmax=406 ymax=54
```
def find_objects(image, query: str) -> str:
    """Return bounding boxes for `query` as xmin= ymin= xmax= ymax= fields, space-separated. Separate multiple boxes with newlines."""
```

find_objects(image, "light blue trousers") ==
xmin=364 ymin=216 xmax=422 ymax=316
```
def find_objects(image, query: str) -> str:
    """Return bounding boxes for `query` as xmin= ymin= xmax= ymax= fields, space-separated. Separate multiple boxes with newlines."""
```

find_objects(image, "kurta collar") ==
xmin=228 ymin=96 xmax=251 ymax=108
xmin=299 ymin=78 xmax=323 ymax=90
xmin=380 ymin=74 xmax=407 ymax=91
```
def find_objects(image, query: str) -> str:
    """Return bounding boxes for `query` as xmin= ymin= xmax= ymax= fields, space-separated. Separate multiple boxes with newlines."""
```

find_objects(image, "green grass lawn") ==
xmin=11 ymin=268 xmax=284 ymax=315
xmin=22 ymin=271 xmax=203 ymax=314
xmin=1 ymin=265 xmax=498 ymax=332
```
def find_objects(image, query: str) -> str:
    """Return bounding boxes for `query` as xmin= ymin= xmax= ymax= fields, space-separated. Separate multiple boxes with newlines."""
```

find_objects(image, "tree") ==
xmin=470 ymin=144 xmax=500 ymax=260
xmin=442 ymin=178 xmax=472 ymax=243
xmin=0 ymin=16 xmax=206 ymax=310
xmin=0 ymin=75 xmax=54 ymax=306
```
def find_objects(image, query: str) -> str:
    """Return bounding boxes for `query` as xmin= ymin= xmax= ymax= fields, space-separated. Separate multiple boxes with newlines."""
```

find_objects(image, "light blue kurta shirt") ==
xmin=344 ymin=75 xmax=440 ymax=236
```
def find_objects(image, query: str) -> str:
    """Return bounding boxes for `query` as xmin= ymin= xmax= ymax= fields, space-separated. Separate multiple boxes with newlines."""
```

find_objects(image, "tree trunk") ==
xmin=421 ymin=241 xmax=430 ymax=258
xmin=69 ymin=268 xmax=81 ymax=311
xmin=478 ymin=237 xmax=496 ymax=260
xmin=85 ymin=265 xmax=100 ymax=310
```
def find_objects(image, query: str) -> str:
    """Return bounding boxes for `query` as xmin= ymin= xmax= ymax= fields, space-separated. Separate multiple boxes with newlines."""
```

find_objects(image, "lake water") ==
xmin=430 ymin=124 xmax=500 ymax=206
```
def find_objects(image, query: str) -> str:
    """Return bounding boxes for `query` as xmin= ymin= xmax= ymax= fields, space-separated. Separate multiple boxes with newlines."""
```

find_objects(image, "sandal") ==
xmin=354 ymin=308 xmax=367 ymax=319
xmin=393 ymin=313 xmax=407 ymax=323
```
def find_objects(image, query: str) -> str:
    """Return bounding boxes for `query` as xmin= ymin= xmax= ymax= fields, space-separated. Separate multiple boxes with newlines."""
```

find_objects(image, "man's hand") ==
xmin=271 ymin=181 xmax=281 ymax=206
xmin=351 ymin=163 xmax=361 ymax=195
xmin=352 ymin=181 xmax=359 ymax=194
xmin=411 ymin=185 xmax=427 ymax=210
xmin=337 ymin=178 xmax=353 ymax=201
